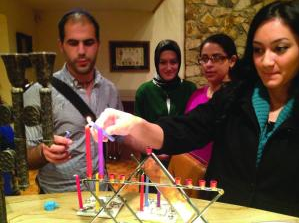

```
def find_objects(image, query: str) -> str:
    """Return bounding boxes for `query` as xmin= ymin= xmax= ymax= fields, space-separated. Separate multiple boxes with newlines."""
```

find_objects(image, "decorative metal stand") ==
xmin=1 ymin=53 xmax=30 ymax=190
xmin=0 ymin=105 xmax=16 ymax=223
xmin=0 ymin=149 xmax=15 ymax=223
xmin=81 ymin=151 xmax=224 ymax=223
xmin=0 ymin=52 xmax=56 ymax=223
xmin=27 ymin=52 xmax=56 ymax=146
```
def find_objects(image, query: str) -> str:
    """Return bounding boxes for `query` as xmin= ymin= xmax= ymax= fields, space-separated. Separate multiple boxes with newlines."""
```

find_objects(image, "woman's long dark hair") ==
xmin=240 ymin=0 xmax=299 ymax=85
xmin=199 ymin=33 xmax=237 ymax=58
xmin=218 ymin=1 xmax=299 ymax=117
xmin=199 ymin=33 xmax=238 ymax=81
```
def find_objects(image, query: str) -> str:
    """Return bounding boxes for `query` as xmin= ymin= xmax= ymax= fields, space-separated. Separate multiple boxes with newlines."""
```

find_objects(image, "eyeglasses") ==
xmin=198 ymin=54 xmax=228 ymax=64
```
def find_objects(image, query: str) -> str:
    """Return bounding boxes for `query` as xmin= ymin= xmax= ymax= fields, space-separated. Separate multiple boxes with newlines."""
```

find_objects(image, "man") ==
xmin=24 ymin=9 xmax=123 ymax=193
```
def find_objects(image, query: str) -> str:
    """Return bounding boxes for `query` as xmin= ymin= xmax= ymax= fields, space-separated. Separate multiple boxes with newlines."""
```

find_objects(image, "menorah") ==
xmin=0 ymin=52 xmax=56 ymax=223
xmin=78 ymin=148 xmax=224 ymax=223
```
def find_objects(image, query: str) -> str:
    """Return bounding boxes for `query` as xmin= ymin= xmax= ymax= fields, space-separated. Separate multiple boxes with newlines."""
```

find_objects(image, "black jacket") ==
xmin=158 ymin=81 xmax=299 ymax=216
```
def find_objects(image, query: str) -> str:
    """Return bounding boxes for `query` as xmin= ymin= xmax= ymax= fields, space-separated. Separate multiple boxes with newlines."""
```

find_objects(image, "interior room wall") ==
xmin=0 ymin=0 xmax=36 ymax=52
xmin=35 ymin=0 xmax=184 ymax=100
xmin=0 ymin=0 xmax=184 ymax=101
xmin=0 ymin=13 xmax=11 ymax=104
xmin=0 ymin=0 xmax=37 ymax=104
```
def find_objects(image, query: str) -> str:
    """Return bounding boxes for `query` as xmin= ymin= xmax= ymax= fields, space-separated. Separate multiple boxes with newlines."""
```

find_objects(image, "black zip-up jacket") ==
xmin=158 ymin=81 xmax=299 ymax=217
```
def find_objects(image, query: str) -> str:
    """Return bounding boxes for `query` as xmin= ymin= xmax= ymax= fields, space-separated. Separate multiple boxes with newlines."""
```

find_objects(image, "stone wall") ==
xmin=185 ymin=0 xmax=276 ymax=86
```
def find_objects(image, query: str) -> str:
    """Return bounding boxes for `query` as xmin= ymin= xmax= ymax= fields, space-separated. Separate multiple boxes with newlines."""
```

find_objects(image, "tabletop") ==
xmin=6 ymin=191 xmax=299 ymax=223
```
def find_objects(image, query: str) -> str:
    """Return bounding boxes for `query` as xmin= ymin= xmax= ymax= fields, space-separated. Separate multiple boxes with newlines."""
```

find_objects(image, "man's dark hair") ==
xmin=58 ymin=8 xmax=100 ymax=42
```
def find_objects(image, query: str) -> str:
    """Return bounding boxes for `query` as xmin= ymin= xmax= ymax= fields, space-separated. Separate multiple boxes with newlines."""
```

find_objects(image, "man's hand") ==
xmin=41 ymin=135 xmax=72 ymax=164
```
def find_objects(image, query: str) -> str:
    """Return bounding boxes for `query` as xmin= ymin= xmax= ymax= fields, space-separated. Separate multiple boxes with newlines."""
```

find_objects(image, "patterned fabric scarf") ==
xmin=252 ymin=82 xmax=294 ymax=166
xmin=153 ymin=73 xmax=182 ymax=91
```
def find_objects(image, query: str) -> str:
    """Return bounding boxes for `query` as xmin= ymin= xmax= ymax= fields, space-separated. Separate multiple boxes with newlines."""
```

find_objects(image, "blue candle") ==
xmin=145 ymin=176 xmax=149 ymax=207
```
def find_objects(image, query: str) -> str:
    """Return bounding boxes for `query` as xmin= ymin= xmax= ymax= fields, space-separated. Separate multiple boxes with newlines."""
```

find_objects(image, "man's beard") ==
xmin=69 ymin=58 xmax=96 ymax=76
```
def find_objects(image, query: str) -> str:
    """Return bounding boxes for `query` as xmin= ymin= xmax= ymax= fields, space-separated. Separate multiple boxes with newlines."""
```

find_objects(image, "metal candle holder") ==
xmin=0 ymin=149 xmax=16 ymax=223
xmin=1 ymin=53 xmax=30 ymax=190
xmin=0 ymin=103 xmax=16 ymax=223
xmin=0 ymin=52 xmax=56 ymax=223
xmin=28 ymin=52 xmax=56 ymax=146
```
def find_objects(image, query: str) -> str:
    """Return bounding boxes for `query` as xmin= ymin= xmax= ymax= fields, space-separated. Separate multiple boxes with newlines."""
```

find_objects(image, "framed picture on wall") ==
xmin=109 ymin=41 xmax=150 ymax=72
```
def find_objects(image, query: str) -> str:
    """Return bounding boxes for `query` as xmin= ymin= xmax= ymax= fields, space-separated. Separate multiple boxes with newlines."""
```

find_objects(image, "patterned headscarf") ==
xmin=153 ymin=39 xmax=181 ymax=89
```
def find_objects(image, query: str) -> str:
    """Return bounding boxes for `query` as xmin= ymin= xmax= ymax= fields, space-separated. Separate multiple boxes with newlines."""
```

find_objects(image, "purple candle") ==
xmin=98 ymin=128 xmax=104 ymax=177
xmin=157 ymin=190 xmax=161 ymax=207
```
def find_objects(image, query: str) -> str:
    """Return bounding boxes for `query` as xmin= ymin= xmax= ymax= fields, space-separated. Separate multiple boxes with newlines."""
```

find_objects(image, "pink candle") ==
xmin=98 ymin=128 xmax=104 ymax=176
xmin=75 ymin=174 xmax=83 ymax=209
xmin=199 ymin=179 xmax=206 ymax=188
xmin=109 ymin=173 xmax=115 ymax=183
xmin=210 ymin=180 xmax=217 ymax=189
xmin=140 ymin=174 xmax=145 ymax=211
xmin=85 ymin=126 xmax=92 ymax=179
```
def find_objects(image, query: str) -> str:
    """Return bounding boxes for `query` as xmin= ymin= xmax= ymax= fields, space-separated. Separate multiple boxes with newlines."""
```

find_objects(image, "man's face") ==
xmin=59 ymin=19 xmax=99 ymax=77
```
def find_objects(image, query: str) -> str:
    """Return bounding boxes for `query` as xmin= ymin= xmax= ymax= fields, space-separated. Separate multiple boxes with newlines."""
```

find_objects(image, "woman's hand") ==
xmin=95 ymin=108 xmax=143 ymax=137
xmin=94 ymin=108 xmax=164 ymax=150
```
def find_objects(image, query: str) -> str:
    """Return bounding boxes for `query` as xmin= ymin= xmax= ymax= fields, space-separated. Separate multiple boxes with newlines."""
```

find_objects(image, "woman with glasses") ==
xmin=134 ymin=39 xmax=196 ymax=167
xmin=185 ymin=33 xmax=238 ymax=165
xmin=95 ymin=0 xmax=299 ymax=216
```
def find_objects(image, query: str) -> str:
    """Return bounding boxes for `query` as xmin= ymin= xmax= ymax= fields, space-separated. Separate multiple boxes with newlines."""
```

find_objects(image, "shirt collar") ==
xmin=60 ymin=63 xmax=103 ymax=88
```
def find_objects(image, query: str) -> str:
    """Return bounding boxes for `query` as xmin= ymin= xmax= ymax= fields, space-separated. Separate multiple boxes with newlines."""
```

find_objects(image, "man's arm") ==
xmin=27 ymin=144 xmax=48 ymax=169
xmin=24 ymin=82 xmax=73 ymax=169
xmin=27 ymin=135 xmax=72 ymax=170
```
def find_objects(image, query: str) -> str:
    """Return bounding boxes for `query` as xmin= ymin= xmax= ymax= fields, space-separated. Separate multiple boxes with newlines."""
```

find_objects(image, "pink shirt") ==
xmin=185 ymin=86 xmax=212 ymax=165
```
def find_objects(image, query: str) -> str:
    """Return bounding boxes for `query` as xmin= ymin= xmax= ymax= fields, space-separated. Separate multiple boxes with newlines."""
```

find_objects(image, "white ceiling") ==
xmin=19 ymin=0 xmax=165 ymax=12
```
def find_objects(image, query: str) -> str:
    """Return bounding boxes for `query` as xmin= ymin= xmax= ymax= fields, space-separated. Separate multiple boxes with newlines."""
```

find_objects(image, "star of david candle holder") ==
xmin=79 ymin=150 xmax=224 ymax=223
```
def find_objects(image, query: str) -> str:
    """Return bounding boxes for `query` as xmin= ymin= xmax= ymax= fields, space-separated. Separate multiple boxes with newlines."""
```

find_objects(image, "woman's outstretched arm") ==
xmin=95 ymin=108 xmax=164 ymax=150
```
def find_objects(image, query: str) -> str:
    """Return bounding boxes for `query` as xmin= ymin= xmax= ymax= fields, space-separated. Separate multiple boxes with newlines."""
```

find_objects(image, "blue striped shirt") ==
xmin=24 ymin=65 xmax=123 ymax=193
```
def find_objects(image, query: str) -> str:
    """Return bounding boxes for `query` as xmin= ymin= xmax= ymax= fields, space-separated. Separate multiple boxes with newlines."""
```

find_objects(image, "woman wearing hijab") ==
xmin=134 ymin=39 xmax=196 ymax=167
xmin=135 ymin=39 xmax=196 ymax=124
